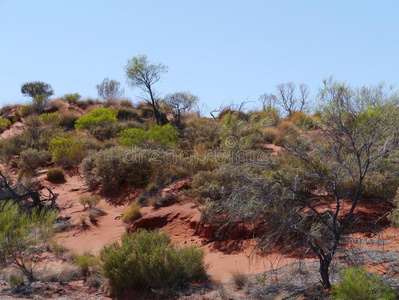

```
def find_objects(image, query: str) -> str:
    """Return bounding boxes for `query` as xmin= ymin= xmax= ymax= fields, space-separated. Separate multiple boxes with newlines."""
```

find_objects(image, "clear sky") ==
xmin=0 ymin=0 xmax=398 ymax=111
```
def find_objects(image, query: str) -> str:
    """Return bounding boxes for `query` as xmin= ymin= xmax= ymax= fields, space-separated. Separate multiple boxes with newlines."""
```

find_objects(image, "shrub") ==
xmin=100 ymin=230 xmax=207 ymax=295
xmin=0 ymin=202 xmax=57 ymax=281
xmin=46 ymin=168 xmax=65 ymax=182
xmin=48 ymin=133 xmax=90 ymax=167
xmin=262 ymin=127 xmax=279 ymax=143
xmin=290 ymin=111 xmax=316 ymax=130
xmin=121 ymin=202 xmax=141 ymax=224
xmin=59 ymin=110 xmax=80 ymax=129
xmin=18 ymin=148 xmax=51 ymax=177
xmin=182 ymin=116 xmax=221 ymax=150
xmin=388 ymin=188 xmax=399 ymax=227
xmin=40 ymin=112 xmax=60 ymax=125
xmin=9 ymin=275 xmax=24 ymax=288
xmin=118 ymin=124 xmax=179 ymax=148
xmin=231 ymin=270 xmax=247 ymax=289
xmin=88 ymin=122 xmax=129 ymax=141
xmin=19 ymin=104 xmax=35 ymax=117
xmin=0 ymin=117 xmax=11 ymax=132
xmin=74 ymin=255 xmax=99 ymax=277
xmin=332 ymin=267 xmax=396 ymax=300
xmin=75 ymin=108 xmax=117 ymax=130
xmin=64 ymin=93 xmax=81 ymax=102
xmin=79 ymin=195 xmax=101 ymax=210
xmin=82 ymin=147 xmax=186 ymax=192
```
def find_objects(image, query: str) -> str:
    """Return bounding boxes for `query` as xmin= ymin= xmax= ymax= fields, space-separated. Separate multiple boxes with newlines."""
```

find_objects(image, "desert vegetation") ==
xmin=0 ymin=59 xmax=398 ymax=299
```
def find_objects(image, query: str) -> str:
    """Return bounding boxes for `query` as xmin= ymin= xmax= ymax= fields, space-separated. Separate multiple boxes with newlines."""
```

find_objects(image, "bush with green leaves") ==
xmin=0 ymin=202 xmax=57 ymax=281
xmin=75 ymin=108 xmax=117 ymax=130
xmin=63 ymin=93 xmax=81 ymax=102
xmin=118 ymin=124 xmax=179 ymax=148
xmin=48 ymin=133 xmax=99 ymax=167
xmin=121 ymin=202 xmax=141 ymax=224
xmin=40 ymin=111 xmax=60 ymax=126
xmin=0 ymin=117 xmax=11 ymax=132
xmin=18 ymin=148 xmax=51 ymax=177
xmin=46 ymin=167 xmax=65 ymax=182
xmin=87 ymin=122 xmax=129 ymax=141
xmin=74 ymin=255 xmax=99 ymax=277
xmin=82 ymin=146 xmax=186 ymax=193
xmin=332 ymin=267 xmax=396 ymax=300
xmin=100 ymin=229 xmax=207 ymax=295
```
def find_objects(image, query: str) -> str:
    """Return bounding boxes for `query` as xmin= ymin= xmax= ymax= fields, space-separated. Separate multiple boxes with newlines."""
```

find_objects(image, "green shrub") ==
xmin=75 ymin=108 xmax=117 ymax=130
xmin=79 ymin=195 xmax=101 ymax=210
xmin=121 ymin=202 xmax=141 ymax=224
xmin=0 ymin=202 xmax=57 ymax=281
xmin=118 ymin=124 xmax=179 ymax=148
xmin=40 ymin=112 xmax=60 ymax=125
xmin=48 ymin=134 xmax=89 ymax=167
xmin=64 ymin=93 xmax=81 ymax=102
xmin=332 ymin=267 xmax=396 ymax=300
xmin=87 ymin=122 xmax=129 ymax=141
xmin=0 ymin=117 xmax=11 ymax=132
xmin=46 ymin=167 xmax=65 ymax=182
xmin=74 ymin=255 xmax=99 ymax=276
xmin=18 ymin=148 xmax=51 ymax=177
xmin=9 ymin=275 xmax=24 ymax=288
xmin=388 ymin=188 xmax=399 ymax=227
xmin=100 ymin=230 xmax=207 ymax=295
xmin=82 ymin=147 xmax=186 ymax=192
xmin=290 ymin=111 xmax=316 ymax=130
xmin=59 ymin=110 xmax=80 ymax=129
xmin=182 ymin=116 xmax=221 ymax=150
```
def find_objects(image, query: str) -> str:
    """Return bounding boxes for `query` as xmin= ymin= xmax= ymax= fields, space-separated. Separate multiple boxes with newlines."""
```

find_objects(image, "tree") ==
xmin=96 ymin=78 xmax=124 ymax=102
xmin=265 ymin=79 xmax=399 ymax=288
xmin=21 ymin=81 xmax=54 ymax=113
xmin=21 ymin=81 xmax=54 ymax=99
xmin=165 ymin=91 xmax=199 ymax=127
xmin=263 ymin=82 xmax=309 ymax=116
xmin=205 ymin=79 xmax=399 ymax=289
xmin=0 ymin=202 xmax=57 ymax=281
xmin=125 ymin=55 xmax=168 ymax=125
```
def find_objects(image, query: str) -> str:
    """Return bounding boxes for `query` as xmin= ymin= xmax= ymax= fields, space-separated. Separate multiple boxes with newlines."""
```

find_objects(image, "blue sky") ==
xmin=0 ymin=0 xmax=398 ymax=111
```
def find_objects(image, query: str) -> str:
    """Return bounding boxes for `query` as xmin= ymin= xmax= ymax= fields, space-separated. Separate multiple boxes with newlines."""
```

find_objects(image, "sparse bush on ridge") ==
xmin=100 ymin=229 xmax=207 ymax=295
xmin=0 ymin=117 xmax=11 ymax=132
xmin=40 ymin=111 xmax=60 ymax=126
xmin=63 ymin=93 xmax=81 ymax=102
xmin=75 ymin=107 xmax=117 ymax=130
xmin=118 ymin=124 xmax=179 ymax=148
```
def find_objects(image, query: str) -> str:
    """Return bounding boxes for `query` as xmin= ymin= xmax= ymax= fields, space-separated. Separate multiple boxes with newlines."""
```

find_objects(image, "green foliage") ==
xmin=46 ymin=168 xmax=65 ymax=182
xmin=121 ymin=202 xmax=141 ymax=224
xmin=21 ymin=81 xmax=54 ymax=99
xmin=74 ymin=255 xmax=99 ymax=276
xmin=118 ymin=124 xmax=179 ymax=148
xmin=75 ymin=108 xmax=118 ymax=130
xmin=96 ymin=78 xmax=124 ymax=101
xmin=40 ymin=112 xmax=60 ymax=125
xmin=19 ymin=105 xmax=35 ymax=117
xmin=0 ymin=117 xmax=11 ymax=132
xmin=388 ymin=188 xmax=399 ymax=227
xmin=332 ymin=267 xmax=396 ymax=300
xmin=79 ymin=195 xmax=101 ymax=210
xmin=99 ymin=230 xmax=207 ymax=295
xmin=182 ymin=116 xmax=221 ymax=150
xmin=18 ymin=148 xmax=51 ymax=177
xmin=0 ymin=202 xmax=57 ymax=280
xmin=48 ymin=133 xmax=96 ymax=167
xmin=63 ymin=93 xmax=81 ymax=102
xmin=290 ymin=111 xmax=317 ymax=130
xmin=87 ymin=122 xmax=129 ymax=141
xmin=9 ymin=275 xmax=24 ymax=288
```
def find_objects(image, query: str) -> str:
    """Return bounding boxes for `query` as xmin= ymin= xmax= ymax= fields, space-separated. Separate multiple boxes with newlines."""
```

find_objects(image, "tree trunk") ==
xmin=320 ymin=257 xmax=331 ymax=289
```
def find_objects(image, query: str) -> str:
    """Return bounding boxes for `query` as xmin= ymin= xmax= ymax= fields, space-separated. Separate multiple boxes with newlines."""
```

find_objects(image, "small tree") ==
xmin=21 ymin=81 xmax=54 ymax=113
xmin=125 ymin=55 xmax=168 ymax=125
xmin=21 ymin=81 xmax=54 ymax=99
xmin=0 ymin=202 xmax=57 ymax=281
xmin=263 ymin=82 xmax=309 ymax=116
xmin=166 ymin=91 xmax=199 ymax=127
xmin=96 ymin=78 xmax=124 ymax=102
